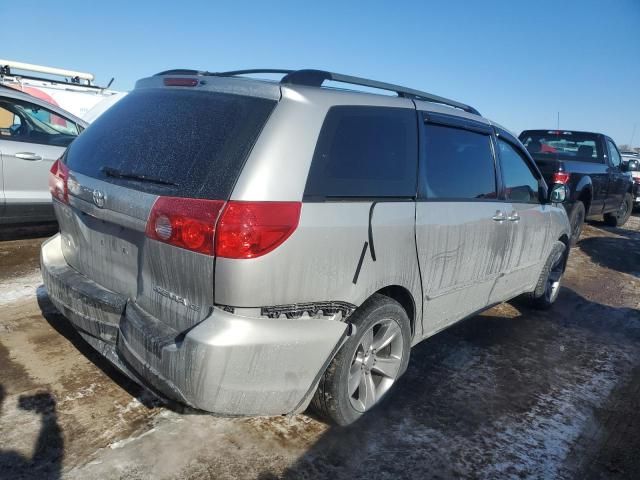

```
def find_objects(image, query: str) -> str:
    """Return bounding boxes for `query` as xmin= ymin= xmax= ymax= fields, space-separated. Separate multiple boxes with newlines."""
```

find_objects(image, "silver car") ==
xmin=41 ymin=69 xmax=571 ymax=425
xmin=0 ymin=87 xmax=87 ymax=223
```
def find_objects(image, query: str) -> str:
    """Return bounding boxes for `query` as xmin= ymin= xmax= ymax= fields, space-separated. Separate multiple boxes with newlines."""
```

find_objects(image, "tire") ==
xmin=311 ymin=294 xmax=411 ymax=426
xmin=568 ymin=201 xmax=585 ymax=246
xmin=524 ymin=241 xmax=567 ymax=310
xmin=604 ymin=193 xmax=633 ymax=227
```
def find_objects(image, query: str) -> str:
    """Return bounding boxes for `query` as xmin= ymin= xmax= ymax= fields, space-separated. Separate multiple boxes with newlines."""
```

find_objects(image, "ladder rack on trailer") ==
xmin=0 ymin=59 xmax=110 ymax=90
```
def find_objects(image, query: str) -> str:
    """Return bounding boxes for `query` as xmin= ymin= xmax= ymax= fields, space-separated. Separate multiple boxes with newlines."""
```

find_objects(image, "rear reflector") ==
xmin=163 ymin=78 xmax=198 ymax=87
xmin=48 ymin=158 xmax=69 ymax=204
xmin=145 ymin=197 xmax=225 ymax=255
xmin=552 ymin=172 xmax=570 ymax=184
xmin=215 ymin=201 xmax=301 ymax=259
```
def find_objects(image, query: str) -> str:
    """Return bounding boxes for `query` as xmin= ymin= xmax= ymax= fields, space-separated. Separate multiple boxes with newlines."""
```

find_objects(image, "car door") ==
xmin=604 ymin=138 xmax=626 ymax=212
xmin=493 ymin=133 xmax=550 ymax=298
xmin=416 ymin=112 xmax=510 ymax=337
xmin=0 ymin=96 xmax=80 ymax=221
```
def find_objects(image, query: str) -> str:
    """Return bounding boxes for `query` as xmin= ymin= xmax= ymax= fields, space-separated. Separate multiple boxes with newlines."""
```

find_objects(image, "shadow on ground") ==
xmin=262 ymin=288 xmax=640 ymax=479
xmin=0 ymin=385 xmax=63 ymax=480
xmin=578 ymin=223 xmax=640 ymax=278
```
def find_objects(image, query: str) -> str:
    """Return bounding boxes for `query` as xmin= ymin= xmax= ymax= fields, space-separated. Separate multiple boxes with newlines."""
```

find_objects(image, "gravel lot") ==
xmin=1 ymin=215 xmax=639 ymax=480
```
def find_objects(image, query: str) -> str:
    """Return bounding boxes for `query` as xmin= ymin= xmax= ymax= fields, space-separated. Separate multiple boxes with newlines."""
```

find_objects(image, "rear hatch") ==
xmin=57 ymin=80 xmax=278 ymax=331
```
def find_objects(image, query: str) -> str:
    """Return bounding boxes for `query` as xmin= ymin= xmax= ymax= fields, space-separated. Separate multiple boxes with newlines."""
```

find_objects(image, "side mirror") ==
xmin=628 ymin=159 xmax=640 ymax=172
xmin=549 ymin=184 xmax=569 ymax=203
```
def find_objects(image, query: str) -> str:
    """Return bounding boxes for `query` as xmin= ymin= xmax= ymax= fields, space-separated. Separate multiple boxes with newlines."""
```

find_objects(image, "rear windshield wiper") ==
xmin=101 ymin=166 xmax=178 ymax=186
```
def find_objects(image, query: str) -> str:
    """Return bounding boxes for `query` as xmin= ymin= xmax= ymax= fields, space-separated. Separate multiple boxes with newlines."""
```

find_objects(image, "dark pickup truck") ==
xmin=519 ymin=130 xmax=634 ymax=244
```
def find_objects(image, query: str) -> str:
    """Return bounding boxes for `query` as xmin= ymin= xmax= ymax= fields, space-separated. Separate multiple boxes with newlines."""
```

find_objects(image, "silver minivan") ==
xmin=41 ymin=69 xmax=571 ymax=425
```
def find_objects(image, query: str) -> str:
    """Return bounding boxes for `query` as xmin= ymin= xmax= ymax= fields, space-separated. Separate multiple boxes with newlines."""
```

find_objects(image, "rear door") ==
xmin=494 ymin=133 xmax=550 ymax=296
xmin=416 ymin=112 xmax=509 ymax=336
xmin=604 ymin=138 xmax=626 ymax=212
xmin=0 ymin=96 xmax=79 ymax=221
xmin=58 ymin=85 xmax=278 ymax=332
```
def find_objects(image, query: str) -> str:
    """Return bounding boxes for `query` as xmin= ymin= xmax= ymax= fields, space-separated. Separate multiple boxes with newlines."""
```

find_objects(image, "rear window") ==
xmin=65 ymin=88 xmax=276 ymax=199
xmin=303 ymin=106 xmax=418 ymax=199
xmin=519 ymin=131 xmax=604 ymax=163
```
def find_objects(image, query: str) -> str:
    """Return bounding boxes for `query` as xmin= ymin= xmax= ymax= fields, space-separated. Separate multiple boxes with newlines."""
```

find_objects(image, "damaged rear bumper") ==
xmin=40 ymin=234 xmax=348 ymax=415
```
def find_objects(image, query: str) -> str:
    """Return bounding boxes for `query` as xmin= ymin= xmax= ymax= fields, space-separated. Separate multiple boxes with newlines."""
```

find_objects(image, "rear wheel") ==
xmin=311 ymin=294 xmax=411 ymax=426
xmin=524 ymin=241 xmax=567 ymax=310
xmin=604 ymin=193 xmax=633 ymax=227
xmin=568 ymin=201 xmax=585 ymax=246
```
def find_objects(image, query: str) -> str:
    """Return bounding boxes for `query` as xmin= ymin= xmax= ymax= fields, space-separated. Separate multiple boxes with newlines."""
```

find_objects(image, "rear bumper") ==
xmin=41 ymin=234 xmax=347 ymax=415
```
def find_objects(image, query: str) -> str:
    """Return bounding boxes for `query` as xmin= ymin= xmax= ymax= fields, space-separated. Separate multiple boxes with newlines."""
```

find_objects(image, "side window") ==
xmin=498 ymin=139 xmax=541 ymax=203
xmin=0 ymin=98 xmax=79 ymax=147
xmin=421 ymin=123 xmax=497 ymax=200
xmin=303 ymin=106 xmax=418 ymax=199
xmin=607 ymin=139 xmax=622 ymax=168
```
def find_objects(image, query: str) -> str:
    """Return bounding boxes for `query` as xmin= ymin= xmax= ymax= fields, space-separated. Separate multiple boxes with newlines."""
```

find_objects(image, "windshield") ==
xmin=519 ymin=130 xmax=604 ymax=163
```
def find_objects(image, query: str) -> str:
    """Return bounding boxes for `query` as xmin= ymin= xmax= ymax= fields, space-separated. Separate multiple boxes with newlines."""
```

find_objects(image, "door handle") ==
xmin=492 ymin=210 xmax=506 ymax=222
xmin=15 ymin=152 xmax=42 ymax=161
xmin=507 ymin=211 xmax=520 ymax=222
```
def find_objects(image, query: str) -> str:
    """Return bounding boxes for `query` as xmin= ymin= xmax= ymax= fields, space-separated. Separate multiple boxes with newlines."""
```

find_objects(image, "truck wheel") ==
xmin=568 ymin=201 xmax=585 ymax=246
xmin=524 ymin=241 xmax=567 ymax=310
xmin=311 ymin=294 xmax=411 ymax=426
xmin=604 ymin=193 xmax=632 ymax=227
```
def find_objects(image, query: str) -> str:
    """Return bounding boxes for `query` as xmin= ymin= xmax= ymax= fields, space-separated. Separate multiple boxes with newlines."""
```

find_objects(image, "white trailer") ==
xmin=0 ymin=59 xmax=125 ymax=120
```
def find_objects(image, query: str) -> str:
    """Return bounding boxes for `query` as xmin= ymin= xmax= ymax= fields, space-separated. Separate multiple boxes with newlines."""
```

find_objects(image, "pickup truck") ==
xmin=519 ymin=130 xmax=634 ymax=245
xmin=621 ymin=153 xmax=640 ymax=210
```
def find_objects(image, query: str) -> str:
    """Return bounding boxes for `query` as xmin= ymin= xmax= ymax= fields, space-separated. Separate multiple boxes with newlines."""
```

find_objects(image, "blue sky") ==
xmin=2 ymin=0 xmax=639 ymax=146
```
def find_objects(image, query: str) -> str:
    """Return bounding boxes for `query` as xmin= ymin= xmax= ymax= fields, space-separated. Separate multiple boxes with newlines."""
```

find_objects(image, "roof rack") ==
xmin=0 ymin=59 xmax=106 ymax=90
xmin=154 ymin=68 xmax=480 ymax=116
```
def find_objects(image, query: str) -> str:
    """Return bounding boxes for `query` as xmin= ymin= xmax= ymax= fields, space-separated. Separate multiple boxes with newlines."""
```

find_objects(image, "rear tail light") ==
xmin=552 ymin=172 xmax=570 ymax=184
xmin=633 ymin=176 xmax=640 ymax=184
xmin=145 ymin=198 xmax=301 ymax=258
xmin=215 ymin=201 xmax=301 ymax=259
xmin=145 ymin=197 xmax=225 ymax=255
xmin=48 ymin=159 xmax=69 ymax=204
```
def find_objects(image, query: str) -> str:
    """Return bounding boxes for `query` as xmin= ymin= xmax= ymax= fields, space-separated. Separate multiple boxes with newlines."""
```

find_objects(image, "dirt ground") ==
xmin=0 ymin=215 xmax=639 ymax=480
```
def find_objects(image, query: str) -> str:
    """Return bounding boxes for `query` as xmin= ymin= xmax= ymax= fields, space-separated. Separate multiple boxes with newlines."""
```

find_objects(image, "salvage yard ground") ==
xmin=1 ymin=215 xmax=639 ymax=480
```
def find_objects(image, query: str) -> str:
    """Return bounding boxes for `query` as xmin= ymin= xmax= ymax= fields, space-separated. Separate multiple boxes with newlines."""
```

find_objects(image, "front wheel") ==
xmin=523 ymin=241 xmax=567 ymax=310
xmin=311 ymin=294 xmax=411 ymax=426
xmin=604 ymin=193 xmax=632 ymax=227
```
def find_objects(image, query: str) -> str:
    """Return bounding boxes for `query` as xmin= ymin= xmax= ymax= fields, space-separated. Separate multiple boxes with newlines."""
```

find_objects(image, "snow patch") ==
xmin=0 ymin=269 xmax=42 ymax=305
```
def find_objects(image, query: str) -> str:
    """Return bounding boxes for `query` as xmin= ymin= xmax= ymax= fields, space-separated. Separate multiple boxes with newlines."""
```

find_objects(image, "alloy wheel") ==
xmin=347 ymin=318 xmax=405 ymax=413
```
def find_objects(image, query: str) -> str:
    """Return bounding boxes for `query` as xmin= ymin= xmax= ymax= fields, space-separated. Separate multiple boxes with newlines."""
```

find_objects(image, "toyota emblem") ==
xmin=92 ymin=189 xmax=105 ymax=208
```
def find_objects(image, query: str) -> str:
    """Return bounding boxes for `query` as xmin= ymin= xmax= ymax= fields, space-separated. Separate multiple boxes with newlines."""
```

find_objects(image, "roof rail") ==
xmin=281 ymin=70 xmax=480 ymax=115
xmin=153 ymin=68 xmax=480 ymax=115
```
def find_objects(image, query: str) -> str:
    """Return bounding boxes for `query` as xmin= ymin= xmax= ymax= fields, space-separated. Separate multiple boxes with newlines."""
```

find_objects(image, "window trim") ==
xmin=417 ymin=114 xmax=502 ymax=202
xmin=495 ymin=129 xmax=546 ymax=205
xmin=0 ymin=97 xmax=79 ymax=147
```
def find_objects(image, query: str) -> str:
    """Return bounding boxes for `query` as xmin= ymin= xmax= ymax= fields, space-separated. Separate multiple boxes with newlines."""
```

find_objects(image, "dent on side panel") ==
xmin=214 ymin=202 xmax=423 ymax=338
